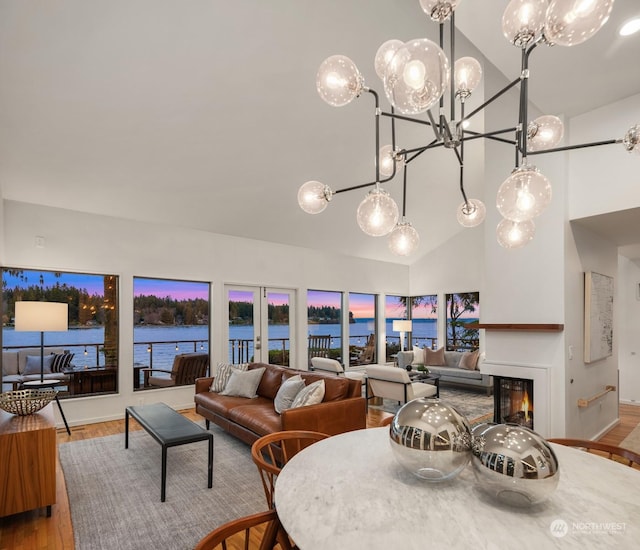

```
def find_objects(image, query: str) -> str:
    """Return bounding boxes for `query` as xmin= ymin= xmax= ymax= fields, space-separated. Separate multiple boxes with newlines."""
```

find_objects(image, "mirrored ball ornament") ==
xmin=471 ymin=423 xmax=560 ymax=507
xmin=389 ymin=398 xmax=472 ymax=482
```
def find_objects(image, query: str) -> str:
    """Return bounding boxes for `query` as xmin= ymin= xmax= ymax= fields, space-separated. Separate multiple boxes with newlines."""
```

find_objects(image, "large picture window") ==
xmin=445 ymin=292 xmax=480 ymax=351
xmin=385 ymin=295 xmax=407 ymax=361
xmin=2 ymin=268 xmax=119 ymax=398
xmin=307 ymin=290 xmax=342 ymax=365
xmin=134 ymin=277 xmax=210 ymax=390
xmin=348 ymin=293 xmax=376 ymax=366
xmin=410 ymin=295 xmax=438 ymax=350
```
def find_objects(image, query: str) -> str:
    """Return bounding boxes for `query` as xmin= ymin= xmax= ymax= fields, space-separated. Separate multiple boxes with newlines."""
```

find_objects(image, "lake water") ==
xmin=2 ymin=318 xmax=472 ymax=368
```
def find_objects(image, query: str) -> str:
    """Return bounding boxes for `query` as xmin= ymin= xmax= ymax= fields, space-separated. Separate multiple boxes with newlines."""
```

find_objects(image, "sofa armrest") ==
xmin=195 ymin=377 xmax=214 ymax=393
xmin=281 ymin=397 xmax=366 ymax=436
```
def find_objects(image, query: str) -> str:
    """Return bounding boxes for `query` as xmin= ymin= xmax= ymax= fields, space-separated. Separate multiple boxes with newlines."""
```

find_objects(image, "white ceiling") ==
xmin=0 ymin=0 xmax=639 ymax=264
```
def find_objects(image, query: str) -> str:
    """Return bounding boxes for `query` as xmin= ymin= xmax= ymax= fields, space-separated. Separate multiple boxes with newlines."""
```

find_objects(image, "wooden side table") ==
xmin=0 ymin=403 xmax=57 ymax=517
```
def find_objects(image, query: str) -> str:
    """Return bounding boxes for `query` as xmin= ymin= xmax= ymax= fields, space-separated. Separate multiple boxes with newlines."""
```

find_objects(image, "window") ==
xmin=134 ymin=277 xmax=210 ymax=390
xmin=2 ymin=267 xmax=119 ymax=398
xmin=385 ymin=295 xmax=407 ymax=361
xmin=410 ymin=295 xmax=438 ymax=350
xmin=348 ymin=293 xmax=377 ymax=366
xmin=307 ymin=290 xmax=342 ymax=364
xmin=445 ymin=292 xmax=479 ymax=351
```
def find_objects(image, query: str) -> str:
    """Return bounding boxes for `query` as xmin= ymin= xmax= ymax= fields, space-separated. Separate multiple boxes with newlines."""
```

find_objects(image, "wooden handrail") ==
xmin=577 ymin=385 xmax=616 ymax=408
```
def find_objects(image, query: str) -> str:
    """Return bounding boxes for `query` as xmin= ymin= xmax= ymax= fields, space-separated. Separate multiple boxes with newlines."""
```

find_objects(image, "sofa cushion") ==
xmin=2 ymin=352 xmax=19 ymax=376
xmin=291 ymin=380 xmax=325 ymax=409
xmin=51 ymin=352 xmax=74 ymax=373
xmin=459 ymin=350 xmax=480 ymax=370
xmin=17 ymin=348 xmax=64 ymax=374
xmin=195 ymin=392 xmax=272 ymax=419
xmin=253 ymin=363 xmax=286 ymax=400
xmin=274 ymin=374 xmax=305 ymax=414
xmin=425 ymin=347 xmax=446 ymax=366
xmin=428 ymin=365 xmax=484 ymax=381
xmin=23 ymin=354 xmax=55 ymax=375
xmin=444 ymin=351 xmax=463 ymax=368
xmin=220 ymin=367 xmax=265 ymax=398
xmin=410 ymin=346 xmax=424 ymax=366
xmin=228 ymin=402 xmax=283 ymax=436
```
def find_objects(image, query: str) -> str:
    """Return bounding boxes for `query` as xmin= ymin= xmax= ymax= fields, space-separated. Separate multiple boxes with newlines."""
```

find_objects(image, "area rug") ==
xmin=59 ymin=424 xmax=265 ymax=550
xmin=370 ymin=385 xmax=494 ymax=423
xmin=621 ymin=422 xmax=640 ymax=454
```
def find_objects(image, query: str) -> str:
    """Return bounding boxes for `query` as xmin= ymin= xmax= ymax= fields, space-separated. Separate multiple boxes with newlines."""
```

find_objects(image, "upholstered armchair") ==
xmin=143 ymin=352 xmax=209 ymax=388
xmin=365 ymin=363 xmax=436 ymax=408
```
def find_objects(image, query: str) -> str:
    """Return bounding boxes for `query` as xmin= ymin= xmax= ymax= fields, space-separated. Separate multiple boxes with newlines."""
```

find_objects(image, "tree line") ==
xmin=134 ymin=294 xmax=209 ymax=326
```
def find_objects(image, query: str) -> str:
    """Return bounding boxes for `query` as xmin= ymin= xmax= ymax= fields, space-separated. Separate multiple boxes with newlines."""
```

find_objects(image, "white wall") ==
xmin=2 ymin=199 xmax=409 ymax=428
xmin=618 ymin=255 xmax=640 ymax=404
xmin=569 ymin=93 xmax=640 ymax=220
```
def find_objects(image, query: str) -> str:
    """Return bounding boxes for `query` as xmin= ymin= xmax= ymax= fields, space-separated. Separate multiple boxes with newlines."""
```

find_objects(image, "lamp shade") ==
xmin=392 ymin=320 xmax=413 ymax=333
xmin=15 ymin=301 xmax=68 ymax=332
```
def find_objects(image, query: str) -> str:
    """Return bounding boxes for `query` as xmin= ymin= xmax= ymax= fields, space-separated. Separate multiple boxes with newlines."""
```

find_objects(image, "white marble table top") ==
xmin=275 ymin=427 xmax=640 ymax=550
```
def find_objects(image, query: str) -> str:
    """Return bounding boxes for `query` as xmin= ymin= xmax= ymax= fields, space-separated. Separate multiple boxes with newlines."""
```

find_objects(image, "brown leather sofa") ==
xmin=194 ymin=362 xmax=366 ymax=446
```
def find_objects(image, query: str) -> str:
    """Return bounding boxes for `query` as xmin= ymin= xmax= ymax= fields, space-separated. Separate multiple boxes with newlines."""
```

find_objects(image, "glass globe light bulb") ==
xmin=456 ymin=199 xmax=486 ymax=228
xmin=454 ymin=57 xmax=482 ymax=100
xmin=419 ymin=0 xmax=460 ymax=23
xmin=544 ymin=0 xmax=614 ymax=47
xmin=378 ymin=144 xmax=403 ymax=178
xmin=623 ymin=124 xmax=640 ymax=155
xmin=496 ymin=165 xmax=552 ymax=222
xmin=374 ymin=39 xmax=404 ymax=80
xmin=316 ymin=55 xmax=364 ymax=107
xmin=527 ymin=115 xmax=564 ymax=151
xmin=501 ymin=0 xmax=547 ymax=47
xmin=297 ymin=181 xmax=333 ymax=214
xmin=388 ymin=219 xmax=420 ymax=256
xmin=383 ymin=38 xmax=450 ymax=115
xmin=356 ymin=187 xmax=399 ymax=237
xmin=496 ymin=218 xmax=536 ymax=249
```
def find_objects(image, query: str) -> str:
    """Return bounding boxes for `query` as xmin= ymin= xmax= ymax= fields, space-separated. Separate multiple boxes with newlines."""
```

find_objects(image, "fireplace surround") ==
xmin=494 ymin=376 xmax=534 ymax=430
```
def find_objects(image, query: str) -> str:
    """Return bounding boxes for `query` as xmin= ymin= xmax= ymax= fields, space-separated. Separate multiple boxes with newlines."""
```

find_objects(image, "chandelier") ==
xmin=297 ymin=0 xmax=639 ymax=256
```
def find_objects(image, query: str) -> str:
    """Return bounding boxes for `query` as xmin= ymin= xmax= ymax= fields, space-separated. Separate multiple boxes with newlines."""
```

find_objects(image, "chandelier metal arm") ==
xmin=402 ymin=164 xmax=408 ymax=217
xmin=462 ymin=129 xmax=518 ymax=146
xmin=518 ymin=42 xmax=539 ymax=160
xmin=460 ymin=76 xmax=522 ymax=128
xmin=404 ymin=139 xmax=444 ymax=164
xmin=525 ymin=138 xmax=622 ymax=156
xmin=366 ymin=87 xmax=382 ymax=183
xmin=449 ymin=13 xmax=456 ymax=122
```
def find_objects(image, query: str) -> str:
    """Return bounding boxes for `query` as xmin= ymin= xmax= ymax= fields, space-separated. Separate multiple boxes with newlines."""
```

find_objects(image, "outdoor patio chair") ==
xmin=143 ymin=352 xmax=209 ymax=388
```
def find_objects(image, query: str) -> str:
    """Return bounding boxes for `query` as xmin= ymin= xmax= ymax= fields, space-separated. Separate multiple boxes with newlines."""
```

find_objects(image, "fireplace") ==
xmin=494 ymin=376 xmax=534 ymax=430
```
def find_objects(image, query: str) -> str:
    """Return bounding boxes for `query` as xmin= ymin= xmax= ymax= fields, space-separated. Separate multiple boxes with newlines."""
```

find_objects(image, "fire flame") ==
xmin=521 ymin=389 xmax=531 ymax=421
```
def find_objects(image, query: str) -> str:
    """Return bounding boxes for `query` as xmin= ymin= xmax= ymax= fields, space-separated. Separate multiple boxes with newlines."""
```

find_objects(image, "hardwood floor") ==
xmin=0 ymin=404 xmax=637 ymax=550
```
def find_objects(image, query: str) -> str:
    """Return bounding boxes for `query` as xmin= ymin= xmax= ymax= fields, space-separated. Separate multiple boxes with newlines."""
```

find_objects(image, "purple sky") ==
xmin=134 ymin=277 xmax=209 ymax=300
xmin=3 ymin=269 xmax=107 ymax=295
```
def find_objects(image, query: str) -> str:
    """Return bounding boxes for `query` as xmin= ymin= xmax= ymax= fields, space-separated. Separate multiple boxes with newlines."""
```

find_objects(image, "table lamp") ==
xmin=392 ymin=320 xmax=412 ymax=352
xmin=15 ymin=301 xmax=68 ymax=383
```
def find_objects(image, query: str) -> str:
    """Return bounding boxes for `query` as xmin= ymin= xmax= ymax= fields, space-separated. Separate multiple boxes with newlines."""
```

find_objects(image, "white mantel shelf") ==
xmin=464 ymin=322 xmax=564 ymax=332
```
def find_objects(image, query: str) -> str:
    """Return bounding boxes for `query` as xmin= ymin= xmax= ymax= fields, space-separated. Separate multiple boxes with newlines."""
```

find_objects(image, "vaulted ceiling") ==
xmin=1 ymin=0 xmax=638 ymax=264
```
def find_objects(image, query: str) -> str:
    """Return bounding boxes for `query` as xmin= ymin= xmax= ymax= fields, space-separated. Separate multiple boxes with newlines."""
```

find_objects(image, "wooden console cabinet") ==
xmin=0 ymin=403 xmax=56 ymax=517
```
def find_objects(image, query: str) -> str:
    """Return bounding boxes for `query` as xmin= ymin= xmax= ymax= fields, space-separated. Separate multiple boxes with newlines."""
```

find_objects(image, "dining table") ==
xmin=275 ymin=427 xmax=640 ymax=549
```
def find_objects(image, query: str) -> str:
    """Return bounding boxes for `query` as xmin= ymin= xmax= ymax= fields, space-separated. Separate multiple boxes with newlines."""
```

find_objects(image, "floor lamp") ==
xmin=14 ymin=301 xmax=71 ymax=435
xmin=392 ymin=320 xmax=412 ymax=353
xmin=15 ymin=301 xmax=69 ymax=383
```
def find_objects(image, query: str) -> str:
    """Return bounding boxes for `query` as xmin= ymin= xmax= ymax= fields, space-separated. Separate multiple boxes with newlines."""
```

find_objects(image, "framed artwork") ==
xmin=584 ymin=271 xmax=613 ymax=363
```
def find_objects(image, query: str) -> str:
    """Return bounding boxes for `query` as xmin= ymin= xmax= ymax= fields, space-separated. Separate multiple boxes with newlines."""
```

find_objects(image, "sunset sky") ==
xmin=134 ymin=277 xmax=209 ymax=300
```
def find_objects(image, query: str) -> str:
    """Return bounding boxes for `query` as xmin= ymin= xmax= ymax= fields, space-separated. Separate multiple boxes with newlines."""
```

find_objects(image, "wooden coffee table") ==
xmin=125 ymin=402 xmax=213 ymax=502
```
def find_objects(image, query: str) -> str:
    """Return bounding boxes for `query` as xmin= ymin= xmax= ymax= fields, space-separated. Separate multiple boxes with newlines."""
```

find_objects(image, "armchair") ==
xmin=365 ymin=364 xmax=437 ymax=409
xmin=143 ymin=352 xmax=209 ymax=388
xmin=310 ymin=357 xmax=365 ymax=384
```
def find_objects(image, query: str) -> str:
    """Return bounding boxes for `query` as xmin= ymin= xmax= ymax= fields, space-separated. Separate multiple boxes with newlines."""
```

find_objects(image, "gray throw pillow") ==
xmin=220 ymin=367 xmax=266 ymax=398
xmin=291 ymin=379 xmax=325 ymax=409
xmin=274 ymin=375 xmax=305 ymax=414
xmin=23 ymin=354 xmax=54 ymax=375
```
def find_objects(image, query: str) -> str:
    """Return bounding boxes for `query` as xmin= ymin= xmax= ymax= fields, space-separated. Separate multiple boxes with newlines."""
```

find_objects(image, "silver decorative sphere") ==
xmin=389 ymin=398 xmax=472 ymax=482
xmin=471 ymin=423 xmax=559 ymax=507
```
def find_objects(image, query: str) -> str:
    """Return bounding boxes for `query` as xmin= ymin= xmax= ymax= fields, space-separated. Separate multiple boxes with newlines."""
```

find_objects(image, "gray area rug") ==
xmin=369 ymin=384 xmax=494 ymax=423
xmin=59 ymin=424 xmax=265 ymax=550
xmin=621 ymin=422 xmax=640 ymax=454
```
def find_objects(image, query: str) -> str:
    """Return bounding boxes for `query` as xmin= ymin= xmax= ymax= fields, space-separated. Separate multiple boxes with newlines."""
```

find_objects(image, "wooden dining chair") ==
xmin=548 ymin=438 xmax=640 ymax=469
xmin=194 ymin=509 xmax=294 ymax=550
xmin=251 ymin=430 xmax=330 ymax=509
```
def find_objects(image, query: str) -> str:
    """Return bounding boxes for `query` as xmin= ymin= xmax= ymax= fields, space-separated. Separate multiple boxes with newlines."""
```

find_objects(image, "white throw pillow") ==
xmin=274 ymin=375 xmax=305 ymax=414
xmin=210 ymin=362 xmax=248 ymax=392
xmin=291 ymin=379 xmax=325 ymax=409
xmin=410 ymin=346 xmax=424 ymax=366
xmin=220 ymin=367 xmax=266 ymax=398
